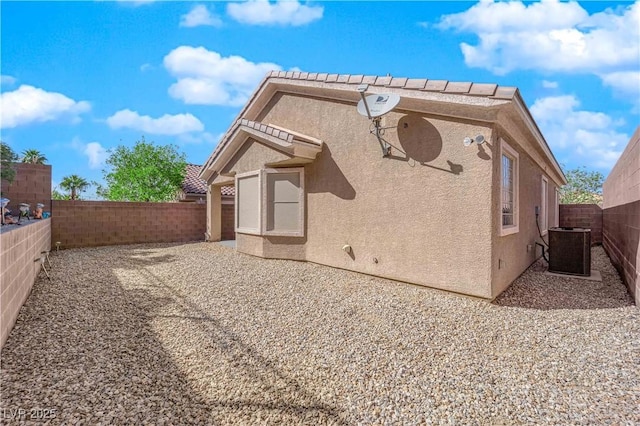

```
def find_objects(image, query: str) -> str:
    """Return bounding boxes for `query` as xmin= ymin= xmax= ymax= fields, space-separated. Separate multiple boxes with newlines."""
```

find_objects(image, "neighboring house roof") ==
xmin=220 ymin=186 xmax=235 ymax=197
xmin=183 ymin=164 xmax=207 ymax=195
xmin=183 ymin=164 xmax=235 ymax=197
xmin=200 ymin=71 xmax=567 ymax=186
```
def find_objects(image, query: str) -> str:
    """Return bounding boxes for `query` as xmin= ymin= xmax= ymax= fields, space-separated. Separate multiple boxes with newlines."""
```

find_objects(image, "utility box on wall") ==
xmin=548 ymin=227 xmax=591 ymax=276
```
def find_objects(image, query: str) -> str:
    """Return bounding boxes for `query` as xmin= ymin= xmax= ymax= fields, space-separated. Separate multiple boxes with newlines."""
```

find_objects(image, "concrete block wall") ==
xmin=1 ymin=220 xmax=51 ymax=349
xmin=51 ymin=201 xmax=206 ymax=249
xmin=602 ymin=126 xmax=639 ymax=306
xmin=0 ymin=163 xmax=52 ymax=214
xmin=559 ymin=204 xmax=603 ymax=244
xmin=221 ymin=203 xmax=235 ymax=241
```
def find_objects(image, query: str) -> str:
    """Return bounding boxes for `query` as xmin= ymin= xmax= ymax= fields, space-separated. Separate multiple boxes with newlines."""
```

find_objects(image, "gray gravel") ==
xmin=1 ymin=243 xmax=638 ymax=425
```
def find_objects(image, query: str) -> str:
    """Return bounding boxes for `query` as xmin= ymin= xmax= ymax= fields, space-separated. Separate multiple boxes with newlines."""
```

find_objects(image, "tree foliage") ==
xmin=1 ymin=141 xmax=19 ymax=183
xmin=52 ymin=188 xmax=71 ymax=200
xmin=101 ymin=138 xmax=187 ymax=202
xmin=560 ymin=167 xmax=604 ymax=205
xmin=21 ymin=149 xmax=47 ymax=164
xmin=60 ymin=174 xmax=90 ymax=200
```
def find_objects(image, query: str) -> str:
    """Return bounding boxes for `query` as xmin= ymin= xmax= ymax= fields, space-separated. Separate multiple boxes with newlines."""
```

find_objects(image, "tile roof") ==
xmin=202 ymin=119 xmax=323 ymax=175
xmin=183 ymin=164 xmax=207 ymax=194
xmin=238 ymin=119 xmax=296 ymax=143
xmin=221 ymin=186 xmax=235 ymax=196
xmin=183 ymin=164 xmax=234 ymax=196
xmin=265 ymin=70 xmax=517 ymax=99
xmin=200 ymin=72 xmax=514 ymax=181
xmin=200 ymin=71 xmax=565 ymax=185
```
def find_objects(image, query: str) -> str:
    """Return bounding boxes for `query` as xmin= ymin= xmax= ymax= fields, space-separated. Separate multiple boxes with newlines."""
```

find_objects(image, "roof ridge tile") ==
xmin=268 ymin=70 xmax=513 ymax=99
xmin=326 ymin=74 xmax=339 ymax=82
xmin=389 ymin=77 xmax=408 ymax=87
xmin=374 ymin=76 xmax=392 ymax=86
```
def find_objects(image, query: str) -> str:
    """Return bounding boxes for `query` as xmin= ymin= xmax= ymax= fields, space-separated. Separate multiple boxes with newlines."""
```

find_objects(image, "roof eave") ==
xmin=201 ymin=120 xmax=323 ymax=183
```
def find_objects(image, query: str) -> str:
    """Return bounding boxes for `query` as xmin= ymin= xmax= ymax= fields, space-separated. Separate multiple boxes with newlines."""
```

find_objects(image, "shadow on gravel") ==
xmin=493 ymin=247 xmax=635 ymax=310
xmin=0 ymin=244 xmax=344 ymax=425
xmin=136 ymin=265 xmax=345 ymax=424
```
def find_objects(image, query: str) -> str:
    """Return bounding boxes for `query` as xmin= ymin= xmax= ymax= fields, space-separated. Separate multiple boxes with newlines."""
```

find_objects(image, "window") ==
xmin=500 ymin=139 xmax=519 ymax=236
xmin=235 ymin=168 xmax=305 ymax=237
xmin=236 ymin=171 xmax=261 ymax=234
xmin=264 ymin=168 xmax=304 ymax=237
xmin=540 ymin=176 xmax=548 ymax=235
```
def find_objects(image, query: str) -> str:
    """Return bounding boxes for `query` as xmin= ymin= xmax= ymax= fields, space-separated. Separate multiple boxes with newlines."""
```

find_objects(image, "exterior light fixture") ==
xmin=464 ymin=135 xmax=486 ymax=146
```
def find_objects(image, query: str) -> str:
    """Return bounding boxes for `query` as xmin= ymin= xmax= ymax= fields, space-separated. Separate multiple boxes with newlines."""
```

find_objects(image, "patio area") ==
xmin=1 ymin=243 xmax=638 ymax=424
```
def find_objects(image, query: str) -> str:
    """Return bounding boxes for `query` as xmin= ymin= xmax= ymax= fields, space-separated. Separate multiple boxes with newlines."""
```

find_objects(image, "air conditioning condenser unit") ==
xmin=548 ymin=227 xmax=591 ymax=276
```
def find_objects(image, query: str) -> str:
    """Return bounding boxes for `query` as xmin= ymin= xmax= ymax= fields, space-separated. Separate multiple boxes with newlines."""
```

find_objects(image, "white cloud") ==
xmin=106 ymin=109 xmax=204 ymax=135
xmin=84 ymin=142 xmax=108 ymax=169
xmin=68 ymin=137 xmax=109 ymax=169
xmin=163 ymin=46 xmax=282 ymax=106
xmin=227 ymin=0 xmax=323 ymax=26
xmin=140 ymin=63 xmax=153 ymax=72
xmin=599 ymin=71 xmax=640 ymax=100
xmin=1 ymin=75 xmax=16 ymax=86
xmin=531 ymin=95 xmax=628 ymax=170
xmin=0 ymin=85 xmax=90 ymax=129
xmin=437 ymin=1 xmax=639 ymax=100
xmin=180 ymin=4 xmax=222 ymax=28
xmin=542 ymin=80 xmax=559 ymax=89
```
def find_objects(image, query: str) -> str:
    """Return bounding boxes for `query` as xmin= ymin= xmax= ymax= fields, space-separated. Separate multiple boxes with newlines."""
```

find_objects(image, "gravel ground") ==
xmin=1 ymin=243 xmax=638 ymax=425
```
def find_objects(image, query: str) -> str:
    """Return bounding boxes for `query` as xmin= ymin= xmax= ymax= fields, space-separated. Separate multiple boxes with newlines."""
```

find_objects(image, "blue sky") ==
xmin=1 ymin=1 xmax=638 ymax=198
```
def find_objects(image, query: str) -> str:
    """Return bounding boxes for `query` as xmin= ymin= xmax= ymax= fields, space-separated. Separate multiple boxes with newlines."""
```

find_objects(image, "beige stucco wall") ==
xmin=490 ymin=127 xmax=559 ymax=297
xmin=237 ymin=233 xmax=306 ymax=260
xmin=1 ymin=220 xmax=51 ymax=349
xmin=207 ymin=186 xmax=222 ymax=241
xmin=224 ymin=93 xmax=496 ymax=297
xmin=214 ymin=138 xmax=290 ymax=185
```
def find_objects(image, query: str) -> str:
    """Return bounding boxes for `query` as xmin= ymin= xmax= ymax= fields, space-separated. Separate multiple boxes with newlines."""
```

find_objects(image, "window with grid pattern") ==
xmin=500 ymin=139 xmax=519 ymax=236
xmin=502 ymin=154 xmax=514 ymax=226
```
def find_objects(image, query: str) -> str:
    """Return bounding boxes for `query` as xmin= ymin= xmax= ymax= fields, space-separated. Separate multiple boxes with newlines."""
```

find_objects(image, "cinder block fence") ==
xmin=0 ymin=220 xmax=51 ymax=348
xmin=559 ymin=204 xmax=603 ymax=244
xmin=51 ymin=200 xmax=207 ymax=249
xmin=602 ymin=127 xmax=640 ymax=305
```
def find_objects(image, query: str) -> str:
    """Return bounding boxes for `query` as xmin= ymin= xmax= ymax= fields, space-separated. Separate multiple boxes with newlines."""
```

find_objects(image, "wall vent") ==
xmin=548 ymin=227 xmax=591 ymax=276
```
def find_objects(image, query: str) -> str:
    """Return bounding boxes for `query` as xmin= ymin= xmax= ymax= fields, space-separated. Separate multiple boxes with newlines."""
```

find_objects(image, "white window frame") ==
xmin=235 ymin=170 xmax=262 ymax=235
xmin=500 ymin=139 xmax=519 ymax=236
xmin=554 ymin=188 xmax=560 ymax=228
xmin=541 ymin=175 xmax=548 ymax=236
xmin=235 ymin=168 xmax=305 ymax=237
xmin=262 ymin=167 xmax=305 ymax=237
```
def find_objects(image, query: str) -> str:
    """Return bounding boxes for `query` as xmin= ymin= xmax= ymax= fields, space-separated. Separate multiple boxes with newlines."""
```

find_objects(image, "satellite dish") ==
xmin=475 ymin=135 xmax=485 ymax=145
xmin=357 ymin=93 xmax=401 ymax=118
xmin=463 ymin=137 xmax=473 ymax=147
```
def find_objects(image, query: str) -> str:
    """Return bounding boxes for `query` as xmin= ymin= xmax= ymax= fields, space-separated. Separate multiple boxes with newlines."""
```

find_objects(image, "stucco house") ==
xmin=200 ymin=71 xmax=567 ymax=299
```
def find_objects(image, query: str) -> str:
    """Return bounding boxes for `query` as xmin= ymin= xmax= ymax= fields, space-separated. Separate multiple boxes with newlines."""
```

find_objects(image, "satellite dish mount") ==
xmin=357 ymin=84 xmax=401 ymax=157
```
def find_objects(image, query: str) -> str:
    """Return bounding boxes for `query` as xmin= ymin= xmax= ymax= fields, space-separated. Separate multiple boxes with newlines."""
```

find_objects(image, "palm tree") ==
xmin=21 ymin=149 xmax=47 ymax=164
xmin=59 ymin=174 xmax=90 ymax=200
